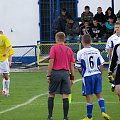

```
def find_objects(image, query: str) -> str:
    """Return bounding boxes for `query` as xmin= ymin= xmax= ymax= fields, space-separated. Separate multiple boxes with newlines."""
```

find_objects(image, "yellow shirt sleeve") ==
xmin=8 ymin=46 xmax=15 ymax=56
xmin=4 ymin=35 xmax=11 ymax=48
xmin=0 ymin=35 xmax=12 ymax=61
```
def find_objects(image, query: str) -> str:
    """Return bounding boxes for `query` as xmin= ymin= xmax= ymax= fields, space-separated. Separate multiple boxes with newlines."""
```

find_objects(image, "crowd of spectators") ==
xmin=52 ymin=7 xmax=120 ymax=43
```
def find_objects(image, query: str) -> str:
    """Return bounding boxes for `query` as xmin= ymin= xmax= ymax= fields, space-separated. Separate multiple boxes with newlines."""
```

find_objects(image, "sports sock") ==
xmin=5 ymin=79 xmax=10 ymax=92
xmin=2 ymin=79 xmax=6 ymax=91
xmin=48 ymin=97 xmax=54 ymax=118
xmin=98 ymin=98 xmax=106 ymax=113
xmin=63 ymin=98 xmax=69 ymax=119
xmin=86 ymin=103 xmax=93 ymax=119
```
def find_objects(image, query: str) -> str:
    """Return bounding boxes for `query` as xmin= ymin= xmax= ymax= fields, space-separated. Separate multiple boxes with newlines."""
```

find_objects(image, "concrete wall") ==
xmin=0 ymin=0 xmax=120 ymax=46
xmin=0 ymin=0 xmax=39 ymax=46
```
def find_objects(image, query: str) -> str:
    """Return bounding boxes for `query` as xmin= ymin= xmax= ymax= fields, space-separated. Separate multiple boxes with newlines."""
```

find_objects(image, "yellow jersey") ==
xmin=0 ymin=35 xmax=11 ymax=61
xmin=8 ymin=46 xmax=15 ymax=56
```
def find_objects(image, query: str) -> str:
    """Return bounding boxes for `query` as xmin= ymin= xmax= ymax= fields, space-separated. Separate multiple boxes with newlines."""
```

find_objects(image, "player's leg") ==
xmin=96 ymin=93 xmax=111 ymax=120
xmin=62 ymin=70 xmax=71 ymax=120
xmin=114 ymin=65 xmax=120 ymax=100
xmin=84 ymin=94 xmax=93 ymax=120
xmin=47 ymin=70 xmax=62 ymax=120
xmin=2 ymin=73 xmax=10 ymax=95
xmin=96 ymin=93 xmax=106 ymax=113
xmin=115 ymin=85 xmax=120 ymax=100
xmin=48 ymin=94 xmax=55 ymax=120
xmin=62 ymin=94 xmax=69 ymax=120
xmin=95 ymin=74 xmax=111 ymax=120
xmin=82 ymin=77 xmax=93 ymax=120
xmin=0 ymin=59 xmax=10 ymax=96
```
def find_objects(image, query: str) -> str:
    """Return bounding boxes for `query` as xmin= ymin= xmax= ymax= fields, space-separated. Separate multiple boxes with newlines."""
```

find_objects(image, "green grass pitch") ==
xmin=0 ymin=69 xmax=120 ymax=120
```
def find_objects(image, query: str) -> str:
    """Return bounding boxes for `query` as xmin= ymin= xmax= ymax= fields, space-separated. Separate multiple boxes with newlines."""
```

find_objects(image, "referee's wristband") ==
xmin=46 ymin=75 xmax=51 ymax=77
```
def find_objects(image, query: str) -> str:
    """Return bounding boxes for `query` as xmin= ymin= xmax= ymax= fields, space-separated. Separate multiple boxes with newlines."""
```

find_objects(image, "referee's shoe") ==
xmin=48 ymin=116 xmax=53 ymax=120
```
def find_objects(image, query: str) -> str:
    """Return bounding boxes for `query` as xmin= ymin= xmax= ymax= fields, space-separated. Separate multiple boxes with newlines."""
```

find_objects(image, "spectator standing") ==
xmin=47 ymin=32 xmax=75 ymax=120
xmin=52 ymin=8 xmax=69 ymax=37
xmin=81 ymin=6 xmax=93 ymax=25
xmin=65 ymin=15 xmax=80 ymax=43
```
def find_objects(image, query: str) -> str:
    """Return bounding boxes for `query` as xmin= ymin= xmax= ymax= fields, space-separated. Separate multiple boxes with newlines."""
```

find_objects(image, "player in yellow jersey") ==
xmin=0 ymin=31 xmax=14 ymax=96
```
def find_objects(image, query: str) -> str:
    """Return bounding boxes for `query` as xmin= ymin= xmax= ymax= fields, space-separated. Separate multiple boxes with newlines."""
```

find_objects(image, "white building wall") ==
xmin=78 ymin=0 xmax=120 ymax=17
xmin=0 ymin=0 xmax=39 ymax=46
xmin=0 ymin=0 xmax=120 ymax=46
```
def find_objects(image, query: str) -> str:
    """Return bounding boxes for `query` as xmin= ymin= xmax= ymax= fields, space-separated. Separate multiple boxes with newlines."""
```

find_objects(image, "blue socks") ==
xmin=98 ymin=98 xmax=106 ymax=113
xmin=86 ymin=103 xmax=93 ymax=118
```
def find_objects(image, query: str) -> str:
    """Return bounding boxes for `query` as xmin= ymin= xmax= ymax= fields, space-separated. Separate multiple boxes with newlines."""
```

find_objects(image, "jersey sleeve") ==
xmin=110 ymin=44 xmax=119 ymax=72
xmin=9 ymin=46 xmax=15 ymax=56
xmin=105 ymin=37 xmax=112 ymax=50
xmin=97 ymin=50 xmax=104 ymax=66
xmin=75 ymin=51 xmax=82 ymax=68
xmin=4 ymin=36 xmax=11 ymax=48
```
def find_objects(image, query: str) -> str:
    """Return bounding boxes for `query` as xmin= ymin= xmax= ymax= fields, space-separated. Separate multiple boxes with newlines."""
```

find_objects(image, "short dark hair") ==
xmin=82 ymin=34 xmax=91 ymax=44
xmin=66 ymin=14 xmax=73 ymax=20
xmin=55 ymin=32 xmax=66 ymax=42
xmin=97 ymin=7 xmax=102 ymax=9
xmin=61 ymin=8 xmax=66 ymax=12
xmin=93 ymin=17 xmax=98 ymax=21
xmin=85 ymin=6 xmax=90 ymax=10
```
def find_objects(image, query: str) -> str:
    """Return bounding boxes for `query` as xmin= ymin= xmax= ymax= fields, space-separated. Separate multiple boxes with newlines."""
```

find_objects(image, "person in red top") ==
xmin=47 ymin=32 xmax=75 ymax=120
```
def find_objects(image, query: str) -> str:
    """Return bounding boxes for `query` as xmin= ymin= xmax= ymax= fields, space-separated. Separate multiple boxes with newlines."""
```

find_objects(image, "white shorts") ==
xmin=0 ymin=59 xmax=10 ymax=74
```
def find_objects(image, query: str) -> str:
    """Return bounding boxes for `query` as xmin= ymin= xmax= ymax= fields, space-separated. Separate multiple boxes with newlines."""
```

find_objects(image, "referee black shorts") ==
xmin=115 ymin=64 xmax=120 ymax=85
xmin=49 ymin=69 xmax=71 ymax=94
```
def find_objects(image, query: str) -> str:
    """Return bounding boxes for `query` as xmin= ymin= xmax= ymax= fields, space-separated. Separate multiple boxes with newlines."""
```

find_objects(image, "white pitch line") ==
xmin=0 ymin=93 xmax=47 ymax=114
xmin=0 ymin=78 xmax=82 ymax=114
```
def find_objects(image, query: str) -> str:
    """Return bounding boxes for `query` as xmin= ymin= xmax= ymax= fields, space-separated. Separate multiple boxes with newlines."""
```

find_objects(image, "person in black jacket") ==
xmin=109 ymin=43 xmax=120 ymax=100
xmin=105 ymin=7 xmax=117 ymax=23
xmin=94 ymin=7 xmax=106 ymax=25
xmin=90 ymin=19 xmax=104 ymax=42
xmin=52 ymin=8 xmax=69 ymax=38
xmin=80 ymin=20 xmax=91 ymax=36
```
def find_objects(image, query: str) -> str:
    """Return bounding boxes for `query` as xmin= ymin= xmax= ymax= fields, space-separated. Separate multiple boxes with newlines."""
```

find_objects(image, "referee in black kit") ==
xmin=109 ymin=43 xmax=120 ymax=100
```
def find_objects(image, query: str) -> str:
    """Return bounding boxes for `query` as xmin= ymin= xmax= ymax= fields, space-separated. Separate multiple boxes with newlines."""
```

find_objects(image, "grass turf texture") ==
xmin=0 ymin=69 xmax=120 ymax=120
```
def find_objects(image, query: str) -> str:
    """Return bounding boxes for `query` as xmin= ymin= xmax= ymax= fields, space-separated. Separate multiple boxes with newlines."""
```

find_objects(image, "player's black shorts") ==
xmin=115 ymin=64 xmax=120 ymax=85
xmin=49 ymin=69 xmax=71 ymax=94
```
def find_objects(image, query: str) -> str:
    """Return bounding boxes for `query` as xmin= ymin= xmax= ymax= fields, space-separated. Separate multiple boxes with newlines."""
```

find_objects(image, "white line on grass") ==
xmin=0 ymin=78 xmax=82 ymax=114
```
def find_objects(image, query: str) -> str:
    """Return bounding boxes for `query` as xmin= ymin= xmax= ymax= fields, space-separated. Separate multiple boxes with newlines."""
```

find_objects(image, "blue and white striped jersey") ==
xmin=105 ymin=34 xmax=120 ymax=50
xmin=75 ymin=46 xmax=104 ymax=77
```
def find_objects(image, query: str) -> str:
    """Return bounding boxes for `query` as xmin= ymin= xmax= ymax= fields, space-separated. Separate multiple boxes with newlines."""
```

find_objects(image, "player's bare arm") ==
xmin=78 ymin=68 xmax=82 ymax=74
xmin=47 ymin=58 xmax=54 ymax=83
xmin=70 ymin=62 xmax=75 ymax=84
xmin=107 ymin=48 xmax=112 ymax=63
xmin=99 ymin=65 xmax=104 ymax=75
